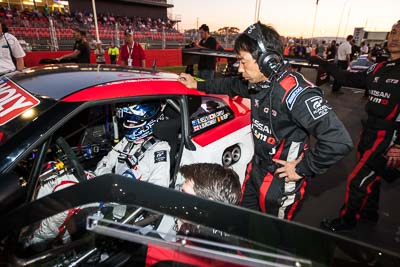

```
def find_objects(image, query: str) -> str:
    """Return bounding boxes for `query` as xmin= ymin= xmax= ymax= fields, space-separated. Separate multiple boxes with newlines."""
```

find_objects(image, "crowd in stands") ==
xmin=0 ymin=5 xmax=178 ymax=32
xmin=0 ymin=4 xmax=184 ymax=51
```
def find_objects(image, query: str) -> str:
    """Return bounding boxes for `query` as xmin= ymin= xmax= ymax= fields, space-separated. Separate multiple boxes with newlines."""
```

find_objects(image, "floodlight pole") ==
xmin=310 ymin=1 xmax=319 ymax=45
xmin=92 ymin=0 xmax=100 ymax=42
xmin=336 ymin=0 xmax=349 ymax=41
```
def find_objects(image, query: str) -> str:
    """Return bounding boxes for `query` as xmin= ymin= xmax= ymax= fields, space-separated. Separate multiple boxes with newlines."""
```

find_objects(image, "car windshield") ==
xmin=2 ymin=175 xmax=399 ymax=267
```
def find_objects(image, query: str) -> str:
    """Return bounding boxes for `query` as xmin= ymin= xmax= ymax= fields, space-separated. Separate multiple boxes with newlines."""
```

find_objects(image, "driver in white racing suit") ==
xmin=23 ymin=101 xmax=170 ymax=248
xmin=94 ymin=101 xmax=171 ymax=187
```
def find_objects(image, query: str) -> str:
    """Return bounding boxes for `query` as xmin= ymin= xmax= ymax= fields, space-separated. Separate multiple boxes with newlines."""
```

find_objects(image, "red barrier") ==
xmin=24 ymin=49 xmax=183 ymax=68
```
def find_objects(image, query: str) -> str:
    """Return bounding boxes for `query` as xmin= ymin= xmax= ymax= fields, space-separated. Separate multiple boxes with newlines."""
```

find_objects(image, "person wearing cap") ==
xmin=119 ymin=29 xmax=146 ymax=67
xmin=56 ymin=28 xmax=90 ymax=63
xmin=94 ymin=41 xmax=105 ymax=64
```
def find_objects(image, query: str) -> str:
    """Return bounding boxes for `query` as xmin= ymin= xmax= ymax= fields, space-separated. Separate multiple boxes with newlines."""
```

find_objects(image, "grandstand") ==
xmin=0 ymin=0 xmax=185 ymax=51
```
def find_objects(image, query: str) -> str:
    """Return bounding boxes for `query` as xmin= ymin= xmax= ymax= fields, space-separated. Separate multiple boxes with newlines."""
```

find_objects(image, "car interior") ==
xmin=0 ymin=94 xmax=247 ymax=266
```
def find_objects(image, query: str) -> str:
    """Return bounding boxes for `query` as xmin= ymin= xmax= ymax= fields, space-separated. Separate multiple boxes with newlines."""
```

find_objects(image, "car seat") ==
xmin=153 ymin=117 xmax=181 ymax=188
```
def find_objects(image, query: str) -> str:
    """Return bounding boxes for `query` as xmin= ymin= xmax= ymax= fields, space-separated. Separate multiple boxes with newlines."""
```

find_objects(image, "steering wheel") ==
xmin=55 ymin=137 xmax=86 ymax=182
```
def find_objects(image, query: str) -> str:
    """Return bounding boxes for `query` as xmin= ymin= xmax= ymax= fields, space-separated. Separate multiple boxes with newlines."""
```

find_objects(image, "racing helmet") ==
xmin=117 ymin=101 xmax=164 ymax=141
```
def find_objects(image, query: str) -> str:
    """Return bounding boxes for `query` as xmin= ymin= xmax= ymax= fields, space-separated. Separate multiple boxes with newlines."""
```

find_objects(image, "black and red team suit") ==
xmin=320 ymin=59 xmax=400 ymax=229
xmin=197 ymin=69 xmax=353 ymax=220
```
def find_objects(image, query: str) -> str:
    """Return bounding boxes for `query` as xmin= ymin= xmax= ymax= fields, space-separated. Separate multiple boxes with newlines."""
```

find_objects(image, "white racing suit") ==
xmin=25 ymin=137 xmax=170 ymax=248
xmin=94 ymin=136 xmax=171 ymax=187
xmin=23 ymin=169 xmax=95 ymax=248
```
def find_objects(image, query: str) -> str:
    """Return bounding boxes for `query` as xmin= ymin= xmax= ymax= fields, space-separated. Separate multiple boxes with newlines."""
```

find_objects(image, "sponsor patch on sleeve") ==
xmin=0 ymin=78 xmax=40 ymax=126
xmin=154 ymin=150 xmax=167 ymax=163
xmin=305 ymin=96 xmax=331 ymax=120
xmin=286 ymin=86 xmax=307 ymax=110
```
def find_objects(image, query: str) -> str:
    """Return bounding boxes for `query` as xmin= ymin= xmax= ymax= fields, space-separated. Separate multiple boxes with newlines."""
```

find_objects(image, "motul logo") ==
xmin=0 ymin=78 xmax=40 ymax=126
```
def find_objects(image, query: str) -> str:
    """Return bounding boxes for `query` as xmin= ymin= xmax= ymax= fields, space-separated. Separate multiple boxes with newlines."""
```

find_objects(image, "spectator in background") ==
xmin=360 ymin=41 xmax=369 ymax=55
xmin=332 ymin=34 xmax=353 ymax=94
xmin=56 ymin=28 xmax=90 ymax=63
xmin=295 ymin=41 xmax=306 ymax=58
xmin=373 ymin=41 xmax=390 ymax=63
xmin=119 ymin=29 xmax=145 ymax=67
xmin=317 ymin=40 xmax=326 ymax=58
xmin=194 ymin=24 xmax=217 ymax=80
xmin=326 ymin=40 xmax=336 ymax=61
xmin=350 ymin=39 xmax=360 ymax=61
xmin=94 ymin=41 xmax=105 ymax=64
xmin=305 ymin=44 xmax=312 ymax=59
xmin=108 ymin=42 xmax=119 ymax=64
xmin=43 ymin=4 xmax=49 ymax=17
xmin=0 ymin=19 xmax=25 ymax=74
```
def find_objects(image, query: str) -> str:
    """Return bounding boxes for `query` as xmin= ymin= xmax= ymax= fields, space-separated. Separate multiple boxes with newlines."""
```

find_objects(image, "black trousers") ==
xmin=110 ymin=55 xmax=117 ymax=64
xmin=340 ymin=128 xmax=399 ymax=223
xmin=332 ymin=60 xmax=348 ymax=92
xmin=240 ymin=161 xmax=307 ymax=220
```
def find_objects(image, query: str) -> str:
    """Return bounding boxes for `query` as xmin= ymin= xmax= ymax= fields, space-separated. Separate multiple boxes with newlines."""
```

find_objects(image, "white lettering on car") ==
xmin=0 ymin=79 xmax=40 ymax=126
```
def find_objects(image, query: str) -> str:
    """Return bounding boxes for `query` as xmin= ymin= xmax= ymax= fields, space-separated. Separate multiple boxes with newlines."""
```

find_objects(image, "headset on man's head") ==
xmin=243 ymin=22 xmax=283 ymax=78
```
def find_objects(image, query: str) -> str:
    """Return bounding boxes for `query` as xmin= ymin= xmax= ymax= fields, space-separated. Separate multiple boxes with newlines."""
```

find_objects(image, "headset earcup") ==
xmin=258 ymin=51 xmax=281 ymax=76
xmin=257 ymin=52 xmax=268 ymax=75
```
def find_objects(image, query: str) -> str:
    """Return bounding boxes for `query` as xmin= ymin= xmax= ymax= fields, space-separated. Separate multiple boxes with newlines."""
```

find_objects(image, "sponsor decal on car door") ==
xmin=0 ymin=78 xmax=40 ymax=126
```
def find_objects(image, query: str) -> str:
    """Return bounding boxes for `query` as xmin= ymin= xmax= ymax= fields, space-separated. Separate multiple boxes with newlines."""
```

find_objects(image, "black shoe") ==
xmin=320 ymin=217 xmax=356 ymax=232
xmin=332 ymin=90 xmax=344 ymax=95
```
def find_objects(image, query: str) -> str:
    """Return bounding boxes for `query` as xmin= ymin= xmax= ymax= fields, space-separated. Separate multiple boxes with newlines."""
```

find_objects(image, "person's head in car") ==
xmin=117 ymin=101 xmax=165 ymax=143
xmin=180 ymin=163 xmax=241 ymax=205
xmin=178 ymin=163 xmax=241 ymax=241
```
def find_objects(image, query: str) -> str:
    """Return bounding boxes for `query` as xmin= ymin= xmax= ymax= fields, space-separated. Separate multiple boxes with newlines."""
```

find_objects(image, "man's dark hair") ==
xmin=179 ymin=163 xmax=241 ymax=205
xmin=346 ymin=35 xmax=353 ymax=41
xmin=234 ymin=23 xmax=283 ymax=60
xmin=199 ymin=24 xmax=209 ymax=33
xmin=72 ymin=28 xmax=86 ymax=37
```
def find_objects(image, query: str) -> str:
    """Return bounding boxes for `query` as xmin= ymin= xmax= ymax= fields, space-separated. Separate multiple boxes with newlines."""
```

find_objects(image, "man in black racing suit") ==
xmin=316 ymin=20 xmax=400 ymax=231
xmin=179 ymin=22 xmax=353 ymax=220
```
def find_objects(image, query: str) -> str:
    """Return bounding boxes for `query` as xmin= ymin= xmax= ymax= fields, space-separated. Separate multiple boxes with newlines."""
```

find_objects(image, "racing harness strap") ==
xmin=117 ymin=137 xmax=159 ymax=168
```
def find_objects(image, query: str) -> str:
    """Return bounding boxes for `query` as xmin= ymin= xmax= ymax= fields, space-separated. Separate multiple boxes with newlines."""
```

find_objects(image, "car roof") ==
xmin=5 ymin=64 xmax=181 ymax=101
